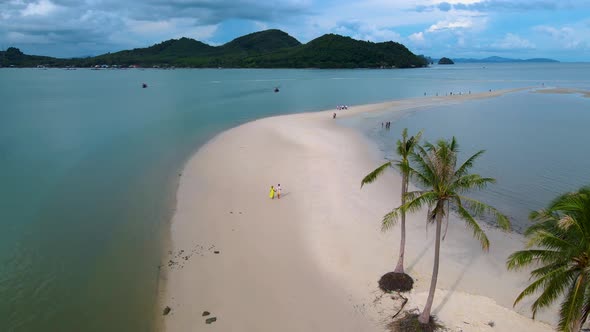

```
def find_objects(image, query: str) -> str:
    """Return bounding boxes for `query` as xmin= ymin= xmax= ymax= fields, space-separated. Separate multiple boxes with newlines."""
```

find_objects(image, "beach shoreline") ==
xmin=158 ymin=88 xmax=556 ymax=331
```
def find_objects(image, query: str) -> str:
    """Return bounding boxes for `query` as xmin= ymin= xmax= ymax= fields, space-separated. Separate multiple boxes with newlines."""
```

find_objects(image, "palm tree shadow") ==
xmin=406 ymin=238 xmax=433 ymax=272
xmin=433 ymin=250 xmax=480 ymax=313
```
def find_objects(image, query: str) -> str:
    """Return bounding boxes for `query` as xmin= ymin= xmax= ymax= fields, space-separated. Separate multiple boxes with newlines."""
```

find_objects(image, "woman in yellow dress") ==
xmin=269 ymin=185 xmax=275 ymax=199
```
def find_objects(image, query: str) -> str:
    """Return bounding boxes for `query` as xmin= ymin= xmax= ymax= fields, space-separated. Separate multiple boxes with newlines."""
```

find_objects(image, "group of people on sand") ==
xmin=336 ymin=105 xmax=348 ymax=110
xmin=269 ymin=184 xmax=282 ymax=199
xmin=382 ymin=121 xmax=391 ymax=129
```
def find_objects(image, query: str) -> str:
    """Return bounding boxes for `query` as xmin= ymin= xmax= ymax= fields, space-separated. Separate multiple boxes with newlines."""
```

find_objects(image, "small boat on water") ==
xmin=274 ymin=87 xmax=279 ymax=93
xmin=142 ymin=83 xmax=148 ymax=88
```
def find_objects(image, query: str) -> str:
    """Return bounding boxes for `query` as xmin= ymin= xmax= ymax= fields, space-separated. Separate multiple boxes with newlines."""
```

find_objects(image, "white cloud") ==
xmin=128 ymin=20 xmax=173 ymax=34
xmin=534 ymin=25 xmax=588 ymax=50
xmin=491 ymin=33 xmax=535 ymax=49
xmin=332 ymin=20 xmax=401 ymax=42
xmin=21 ymin=0 xmax=57 ymax=17
xmin=409 ymin=31 xmax=424 ymax=42
xmin=427 ymin=18 xmax=473 ymax=32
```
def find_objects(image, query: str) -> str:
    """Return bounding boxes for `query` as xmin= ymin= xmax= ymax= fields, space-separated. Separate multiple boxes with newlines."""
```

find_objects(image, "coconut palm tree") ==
xmin=361 ymin=128 xmax=422 ymax=274
xmin=507 ymin=187 xmax=590 ymax=332
xmin=385 ymin=137 xmax=510 ymax=324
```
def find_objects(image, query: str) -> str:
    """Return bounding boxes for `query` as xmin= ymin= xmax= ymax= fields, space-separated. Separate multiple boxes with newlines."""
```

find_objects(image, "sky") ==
xmin=0 ymin=0 xmax=589 ymax=61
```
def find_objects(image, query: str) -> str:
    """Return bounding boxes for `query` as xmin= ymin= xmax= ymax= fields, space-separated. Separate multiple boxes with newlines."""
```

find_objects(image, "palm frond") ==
xmin=531 ymin=269 xmax=577 ymax=319
xmin=558 ymin=273 xmax=586 ymax=331
xmin=458 ymin=196 xmax=511 ymax=231
xmin=382 ymin=207 xmax=402 ymax=232
xmin=455 ymin=199 xmax=490 ymax=251
xmin=360 ymin=161 xmax=392 ymax=188
xmin=454 ymin=149 xmax=485 ymax=179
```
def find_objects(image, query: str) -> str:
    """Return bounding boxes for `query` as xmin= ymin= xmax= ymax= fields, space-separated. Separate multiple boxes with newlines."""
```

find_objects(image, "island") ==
xmin=0 ymin=29 xmax=428 ymax=69
xmin=438 ymin=57 xmax=455 ymax=65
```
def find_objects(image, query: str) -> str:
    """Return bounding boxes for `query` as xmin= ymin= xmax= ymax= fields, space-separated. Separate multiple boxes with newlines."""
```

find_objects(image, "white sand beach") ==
xmin=159 ymin=89 xmax=556 ymax=332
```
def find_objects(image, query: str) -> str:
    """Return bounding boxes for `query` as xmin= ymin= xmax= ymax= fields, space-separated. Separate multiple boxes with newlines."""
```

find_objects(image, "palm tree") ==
xmin=507 ymin=187 xmax=590 ymax=332
xmin=385 ymin=137 xmax=510 ymax=324
xmin=361 ymin=128 xmax=422 ymax=274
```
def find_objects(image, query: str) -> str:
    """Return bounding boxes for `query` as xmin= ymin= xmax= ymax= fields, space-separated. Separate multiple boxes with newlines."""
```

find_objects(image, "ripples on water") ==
xmin=1 ymin=63 xmax=589 ymax=330
xmin=347 ymin=91 xmax=590 ymax=232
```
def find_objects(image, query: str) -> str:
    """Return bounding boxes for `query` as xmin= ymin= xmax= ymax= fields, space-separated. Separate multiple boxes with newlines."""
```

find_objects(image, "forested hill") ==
xmin=1 ymin=29 xmax=428 ymax=69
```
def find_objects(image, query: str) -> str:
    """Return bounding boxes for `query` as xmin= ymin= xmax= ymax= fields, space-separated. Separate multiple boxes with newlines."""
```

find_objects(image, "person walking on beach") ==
xmin=333 ymin=112 xmax=336 ymax=119
xmin=269 ymin=185 xmax=275 ymax=199
xmin=276 ymin=184 xmax=282 ymax=199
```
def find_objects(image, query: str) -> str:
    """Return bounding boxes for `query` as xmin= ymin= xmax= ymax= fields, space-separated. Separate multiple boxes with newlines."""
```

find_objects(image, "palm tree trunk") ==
xmin=418 ymin=210 xmax=443 ymax=324
xmin=394 ymin=175 xmax=408 ymax=274
xmin=572 ymin=318 xmax=582 ymax=332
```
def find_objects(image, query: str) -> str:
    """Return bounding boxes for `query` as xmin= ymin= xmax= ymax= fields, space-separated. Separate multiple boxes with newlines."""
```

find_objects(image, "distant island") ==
xmin=438 ymin=57 xmax=454 ymax=65
xmin=452 ymin=56 xmax=559 ymax=63
xmin=0 ymin=29 xmax=428 ymax=69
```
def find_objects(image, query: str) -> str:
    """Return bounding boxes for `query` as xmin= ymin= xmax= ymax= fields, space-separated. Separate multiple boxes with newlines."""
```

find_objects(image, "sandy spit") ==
xmin=159 ymin=88 xmax=555 ymax=332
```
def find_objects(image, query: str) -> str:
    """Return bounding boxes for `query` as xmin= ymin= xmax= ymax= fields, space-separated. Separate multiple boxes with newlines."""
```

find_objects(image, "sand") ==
xmin=159 ymin=89 xmax=556 ymax=332
xmin=533 ymin=87 xmax=590 ymax=98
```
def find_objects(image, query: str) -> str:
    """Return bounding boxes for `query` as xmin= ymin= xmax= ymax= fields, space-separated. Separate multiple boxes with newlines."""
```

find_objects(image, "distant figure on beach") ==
xmin=333 ymin=112 xmax=336 ymax=119
xmin=381 ymin=122 xmax=384 ymax=128
xmin=276 ymin=184 xmax=282 ymax=199
xmin=269 ymin=185 xmax=275 ymax=199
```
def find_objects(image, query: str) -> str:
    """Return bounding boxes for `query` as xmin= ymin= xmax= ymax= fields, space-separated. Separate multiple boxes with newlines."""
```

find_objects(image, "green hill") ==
xmin=1 ymin=29 xmax=428 ymax=69
xmin=0 ymin=47 xmax=59 ymax=67
xmin=221 ymin=29 xmax=301 ymax=54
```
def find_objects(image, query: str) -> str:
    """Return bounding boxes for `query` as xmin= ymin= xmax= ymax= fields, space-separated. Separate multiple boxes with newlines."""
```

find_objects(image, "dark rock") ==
xmin=163 ymin=306 xmax=171 ymax=315
xmin=202 ymin=311 xmax=210 ymax=316
xmin=205 ymin=317 xmax=217 ymax=324
xmin=378 ymin=272 xmax=414 ymax=292
xmin=214 ymin=251 xmax=220 ymax=254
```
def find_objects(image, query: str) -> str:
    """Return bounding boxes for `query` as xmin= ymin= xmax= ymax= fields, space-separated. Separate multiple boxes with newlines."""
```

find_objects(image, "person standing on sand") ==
xmin=276 ymin=184 xmax=282 ymax=199
xmin=269 ymin=185 xmax=275 ymax=199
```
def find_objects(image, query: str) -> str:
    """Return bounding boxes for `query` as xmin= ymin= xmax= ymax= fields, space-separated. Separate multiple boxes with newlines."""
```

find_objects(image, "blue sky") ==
xmin=0 ymin=0 xmax=589 ymax=61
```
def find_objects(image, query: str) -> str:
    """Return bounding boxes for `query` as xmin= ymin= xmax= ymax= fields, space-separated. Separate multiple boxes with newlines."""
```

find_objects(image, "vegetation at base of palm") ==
xmin=361 ymin=128 xmax=422 ymax=283
xmin=385 ymin=137 xmax=510 ymax=324
xmin=379 ymin=271 xmax=414 ymax=292
xmin=0 ymin=29 xmax=428 ymax=69
xmin=506 ymin=187 xmax=590 ymax=332
xmin=388 ymin=312 xmax=446 ymax=332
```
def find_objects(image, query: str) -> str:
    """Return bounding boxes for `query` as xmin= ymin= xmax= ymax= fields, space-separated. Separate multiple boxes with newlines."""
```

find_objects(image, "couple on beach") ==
xmin=269 ymin=184 xmax=282 ymax=199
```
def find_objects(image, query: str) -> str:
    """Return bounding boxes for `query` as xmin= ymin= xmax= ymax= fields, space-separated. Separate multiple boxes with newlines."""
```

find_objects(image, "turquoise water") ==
xmin=0 ymin=63 xmax=588 ymax=331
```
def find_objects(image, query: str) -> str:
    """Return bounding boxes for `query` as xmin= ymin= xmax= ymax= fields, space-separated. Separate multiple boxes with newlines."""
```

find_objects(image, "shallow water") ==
xmin=0 ymin=63 xmax=589 ymax=331
xmin=344 ymin=91 xmax=590 ymax=232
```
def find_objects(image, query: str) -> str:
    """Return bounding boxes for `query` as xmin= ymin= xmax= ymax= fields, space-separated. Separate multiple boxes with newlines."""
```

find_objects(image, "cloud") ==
xmin=437 ymin=2 xmax=452 ymax=12
xmin=21 ymin=0 xmax=58 ymax=16
xmin=0 ymin=0 xmax=588 ymax=60
xmin=491 ymin=33 xmax=535 ymax=49
xmin=534 ymin=25 xmax=589 ymax=50
xmin=332 ymin=20 xmax=401 ymax=42
xmin=416 ymin=0 xmax=578 ymax=13
xmin=427 ymin=18 xmax=473 ymax=32
xmin=409 ymin=31 xmax=425 ymax=42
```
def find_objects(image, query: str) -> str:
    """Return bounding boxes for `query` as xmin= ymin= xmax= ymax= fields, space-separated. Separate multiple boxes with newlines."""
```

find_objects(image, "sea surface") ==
xmin=0 ymin=63 xmax=589 ymax=331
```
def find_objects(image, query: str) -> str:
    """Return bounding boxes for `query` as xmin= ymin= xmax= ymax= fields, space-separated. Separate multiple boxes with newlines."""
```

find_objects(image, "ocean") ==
xmin=0 ymin=63 xmax=588 ymax=331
